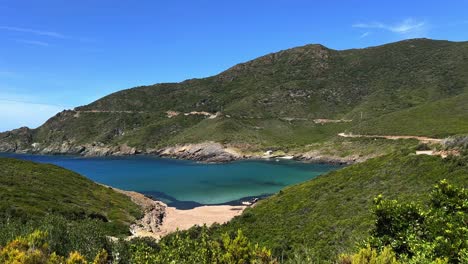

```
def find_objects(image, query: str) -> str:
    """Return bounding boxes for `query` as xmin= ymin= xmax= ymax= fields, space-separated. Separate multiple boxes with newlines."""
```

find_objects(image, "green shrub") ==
xmin=0 ymin=230 xmax=109 ymax=264
xmin=127 ymin=226 xmax=277 ymax=263
xmin=366 ymin=180 xmax=467 ymax=263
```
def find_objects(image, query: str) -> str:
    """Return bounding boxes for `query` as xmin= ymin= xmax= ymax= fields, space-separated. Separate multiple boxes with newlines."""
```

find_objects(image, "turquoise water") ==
xmin=1 ymin=153 xmax=341 ymax=209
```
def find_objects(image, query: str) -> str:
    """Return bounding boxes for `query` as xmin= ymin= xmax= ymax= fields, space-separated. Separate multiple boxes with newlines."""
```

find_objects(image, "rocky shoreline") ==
xmin=0 ymin=128 xmax=360 ymax=165
xmin=0 ymin=141 xmax=362 ymax=165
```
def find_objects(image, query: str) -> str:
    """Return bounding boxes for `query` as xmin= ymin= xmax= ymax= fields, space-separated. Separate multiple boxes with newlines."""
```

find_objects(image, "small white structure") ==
xmin=242 ymin=198 xmax=259 ymax=206
xmin=416 ymin=150 xmax=434 ymax=156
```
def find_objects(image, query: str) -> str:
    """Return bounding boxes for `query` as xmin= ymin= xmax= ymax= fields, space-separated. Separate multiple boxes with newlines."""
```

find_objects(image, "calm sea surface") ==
xmin=1 ymin=153 xmax=341 ymax=209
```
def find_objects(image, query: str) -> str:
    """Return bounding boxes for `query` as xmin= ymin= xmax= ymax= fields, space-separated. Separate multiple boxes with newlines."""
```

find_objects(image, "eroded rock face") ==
xmin=111 ymin=188 xmax=167 ymax=237
xmin=294 ymin=151 xmax=367 ymax=165
xmin=133 ymin=201 xmax=166 ymax=235
xmin=157 ymin=142 xmax=243 ymax=163
xmin=19 ymin=141 xmax=137 ymax=157
xmin=0 ymin=141 xmax=18 ymax=152
xmin=0 ymin=127 xmax=34 ymax=152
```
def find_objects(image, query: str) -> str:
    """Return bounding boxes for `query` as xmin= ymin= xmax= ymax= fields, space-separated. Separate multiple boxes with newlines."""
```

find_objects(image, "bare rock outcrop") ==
xmin=156 ymin=142 xmax=243 ymax=163
xmin=31 ymin=142 xmax=137 ymax=156
xmin=295 ymin=151 xmax=367 ymax=165
xmin=0 ymin=127 xmax=34 ymax=152
xmin=112 ymin=188 xmax=166 ymax=238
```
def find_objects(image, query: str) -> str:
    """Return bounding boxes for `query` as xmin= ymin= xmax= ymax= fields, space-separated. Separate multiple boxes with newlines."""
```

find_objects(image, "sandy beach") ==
xmin=130 ymin=204 xmax=246 ymax=239
xmin=153 ymin=205 xmax=246 ymax=237
xmin=112 ymin=186 xmax=246 ymax=239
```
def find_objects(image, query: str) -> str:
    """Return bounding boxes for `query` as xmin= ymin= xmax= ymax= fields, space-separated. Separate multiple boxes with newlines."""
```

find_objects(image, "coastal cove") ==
xmin=0 ymin=153 xmax=341 ymax=209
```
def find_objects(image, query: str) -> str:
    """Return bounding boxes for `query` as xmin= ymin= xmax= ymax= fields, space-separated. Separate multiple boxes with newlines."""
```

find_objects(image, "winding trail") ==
xmin=338 ymin=133 xmax=443 ymax=143
xmin=76 ymin=110 xmax=146 ymax=114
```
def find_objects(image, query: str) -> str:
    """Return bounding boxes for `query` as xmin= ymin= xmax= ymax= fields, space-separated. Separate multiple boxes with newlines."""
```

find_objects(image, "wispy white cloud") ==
xmin=0 ymin=25 xmax=93 ymax=43
xmin=0 ymin=25 xmax=66 ymax=38
xmin=359 ymin=32 xmax=371 ymax=38
xmin=0 ymin=90 xmax=71 ymax=108
xmin=15 ymin=39 xmax=50 ymax=47
xmin=353 ymin=18 xmax=428 ymax=37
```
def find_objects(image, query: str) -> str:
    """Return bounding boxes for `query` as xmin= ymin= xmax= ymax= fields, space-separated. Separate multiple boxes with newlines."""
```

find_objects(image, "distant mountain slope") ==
xmin=349 ymin=92 xmax=468 ymax=137
xmin=1 ymin=38 xmax=467 ymax=156
xmin=218 ymin=153 xmax=468 ymax=260
xmin=0 ymin=157 xmax=142 ymax=234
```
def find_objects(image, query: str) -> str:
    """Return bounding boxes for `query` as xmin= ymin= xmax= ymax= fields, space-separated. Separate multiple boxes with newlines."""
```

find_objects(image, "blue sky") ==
xmin=1 ymin=0 xmax=467 ymax=131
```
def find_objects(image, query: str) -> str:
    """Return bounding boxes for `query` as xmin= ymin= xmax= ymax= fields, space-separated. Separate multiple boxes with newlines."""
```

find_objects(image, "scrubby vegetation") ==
xmin=444 ymin=135 xmax=468 ymax=151
xmin=0 ymin=158 xmax=145 ymax=262
xmin=367 ymin=180 xmax=467 ymax=263
xmin=218 ymin=153 xmax=468 ymax=261
xmin=2 ymin=39 xmax=468 ymax=154
xmin=350 ymin=92 xmax=468 ymax=137
xmin=0 ymin=215 xmax=112 ymax=261
xmin=0 ymin=158 xmax=142 ymax=235
xmin=0 ymin=230 xmax=108 ymax=264
xmin=0 ymin=225 xmax=277 ymax=263
xmin=1 ymin=152 xmax=467 ymax=263
xmin=3 ymin=180 xmax=464 ymax=263
xmin=338 ymin=180 xmax=467 ymax=264
xmin=126 ymin=227 xmax=276 ymax=263
xmin=0 ymin=158 xmax=277 ymax=263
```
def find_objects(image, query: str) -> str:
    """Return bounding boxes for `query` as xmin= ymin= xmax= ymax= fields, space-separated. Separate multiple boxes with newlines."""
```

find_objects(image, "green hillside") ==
xmin=1 ymin=39 xmax=468 ymax=155
xmin=0 ymin=157 xmax=142 ymax=234
xmin=348 ymin=92 xmax=468 ymax=137
xmin=218 ymin=153 xmax=468 ymax=261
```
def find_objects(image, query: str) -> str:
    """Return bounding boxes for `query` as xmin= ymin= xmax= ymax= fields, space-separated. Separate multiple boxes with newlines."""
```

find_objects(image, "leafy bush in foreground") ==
xmin=0 ymin=230 xmax=108 ymax=264
xmin=0 ymin=215 xmax=110 ymax=262
xmin=128 ymin=227 xmax=277 ymax=264
xmin=0 ymin=225 xmax=277 ymax=263
xmin=344 ymin=180 xmax=467 ymax=264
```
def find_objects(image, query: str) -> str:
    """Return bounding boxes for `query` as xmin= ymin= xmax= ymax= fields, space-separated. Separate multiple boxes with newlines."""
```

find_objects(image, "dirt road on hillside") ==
xmin=338 ymin=133 xmax=443 ymax=143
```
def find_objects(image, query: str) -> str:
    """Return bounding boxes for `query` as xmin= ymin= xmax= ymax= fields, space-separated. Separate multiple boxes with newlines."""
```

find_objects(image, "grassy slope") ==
xmin=165 ymin=118 xmax=352 ymax=149
xmin=0 ymin=157 xmax=142 ymax=234
xmin=349 ymin=92 xmax=468 ymax=137
xmin=3 ymin=39 xmax=468 ymax=153
xmin=219 ymin=153 xmax=468 ymax=260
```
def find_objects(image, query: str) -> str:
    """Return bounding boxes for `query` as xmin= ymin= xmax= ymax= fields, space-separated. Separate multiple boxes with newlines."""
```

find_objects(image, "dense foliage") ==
xmin=125 ymin=227 xmax=276 ymax=264
xmin=0 ymin=226 xmax=277 ymax=264
xmin=1 ymin=152 xmax=467 ymax=263
xmin=219 ymin=153 xmax=468 ymax=261
xmin=0 ymin=215 xmax=112 ymax=261
xmin=0 ymin=230 xmax=108 ymax=264
xmin=0 ymin=158 xmax=279 ymax=263
xmin=0 ymin=158 xmax=142 ymax=235
xmin=367 ymin=180 xmax=467 ymax=263
xmin=337 ymin=180 xmax=467 ymax=264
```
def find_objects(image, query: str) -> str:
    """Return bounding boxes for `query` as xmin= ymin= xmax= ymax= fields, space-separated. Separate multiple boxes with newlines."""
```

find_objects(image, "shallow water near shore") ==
xmin=1 ymin=153 xmax=341 ymax=209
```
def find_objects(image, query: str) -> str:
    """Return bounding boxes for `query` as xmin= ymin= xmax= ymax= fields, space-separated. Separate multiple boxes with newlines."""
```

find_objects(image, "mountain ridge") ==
xmin=1 ymin=38 xmax=468 ymax=161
